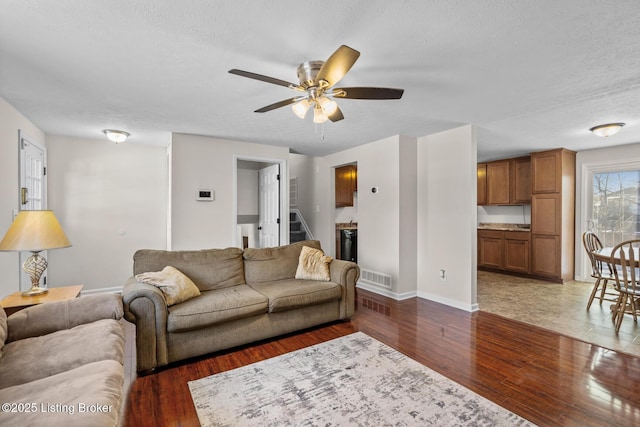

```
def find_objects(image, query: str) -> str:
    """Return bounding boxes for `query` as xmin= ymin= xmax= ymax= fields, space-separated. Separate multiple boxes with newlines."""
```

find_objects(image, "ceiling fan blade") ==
xmin=229 ymin=69 xmax=298 ymax=89
xmin=333 ymin=87 xmax=404 ymax=100
xmin=316 ymin=45 xmax=360 ymax=88
xmin=328 ymin=106 xmax=344 ymax=122
xmin=254 ymin=98 xmax=298 ymax=113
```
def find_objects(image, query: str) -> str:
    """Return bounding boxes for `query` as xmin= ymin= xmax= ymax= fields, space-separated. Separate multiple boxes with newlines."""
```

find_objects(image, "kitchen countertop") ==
xmin=478 ymin=222 xmax=530 ymax=232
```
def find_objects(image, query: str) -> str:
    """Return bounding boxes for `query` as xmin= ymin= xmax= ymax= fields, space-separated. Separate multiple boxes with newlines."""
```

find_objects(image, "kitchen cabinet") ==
xmin=478 ymin=230 xmax=504 ymax=270
xmin=511 ymin=157 xmax=531 ymax=203
xmin=530 ymin=235 xmax=560 ymax=277
xmin=530 ymin=148 xmax=575 ymax=282
xmin=478 ymin=156 xmax=530 ymax=206
xmin=478 ymin=229 xmax=530 ymax=274
xmin=487 ymin=160 xmax=510 ymax=205
xmin=504 ymin=231 xmax=530 ymax=273
xmin=335 ymin=165 xmax=357 ymax=207
xmin=477 ymin=164 xmax=487 ymax=205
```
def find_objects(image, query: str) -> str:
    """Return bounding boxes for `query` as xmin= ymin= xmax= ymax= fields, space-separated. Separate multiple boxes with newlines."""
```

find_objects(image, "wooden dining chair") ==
xmin=610 ymin=239 xmax=640 ymax=333
xmin=582 ymin=231 xmax=618 ymax=310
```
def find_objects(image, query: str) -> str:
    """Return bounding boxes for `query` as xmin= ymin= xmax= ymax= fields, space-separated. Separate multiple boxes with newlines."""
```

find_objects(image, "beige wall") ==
xmin=417 ymin=125 xmax=478 ymax=311
xmin=46 ymin=135 xmax=168 ymax=291
xmin=0 ymin=96 xmax=46 ymax=296
xmin=170 ymin=134 xmax=289 ymax=250
xmin=315 ymin=136 xmax=411 ymax=297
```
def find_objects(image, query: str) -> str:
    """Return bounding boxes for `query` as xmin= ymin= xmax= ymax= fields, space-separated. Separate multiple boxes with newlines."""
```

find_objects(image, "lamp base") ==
xmin=22 ymin=286 xmax=48 ymax=297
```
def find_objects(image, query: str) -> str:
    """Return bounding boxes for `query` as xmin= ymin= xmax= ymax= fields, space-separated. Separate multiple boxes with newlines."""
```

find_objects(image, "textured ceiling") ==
xmin=1 ymin=0 xmax=639 ymax=159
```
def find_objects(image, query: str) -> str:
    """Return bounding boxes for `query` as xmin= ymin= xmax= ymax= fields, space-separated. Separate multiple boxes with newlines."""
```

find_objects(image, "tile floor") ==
xmin=477 ymin=270 xmax=640 ymax=357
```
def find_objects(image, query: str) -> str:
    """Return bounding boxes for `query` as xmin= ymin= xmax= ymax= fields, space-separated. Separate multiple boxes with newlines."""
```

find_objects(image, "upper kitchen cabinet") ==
xmin=477 ymin=164 xmax=487 ymax=205
xmin=531 ymin=149 xmax=574 ymax=193
xmin=511 ymin=157 xmax=531 ymax=204
xmin=478 ymin=156 xmax=531 ymax=206
xmin=335 ymin=164 xmax=357 ymax=207
xmin=487 ymin=160 xmax=510 ymax=205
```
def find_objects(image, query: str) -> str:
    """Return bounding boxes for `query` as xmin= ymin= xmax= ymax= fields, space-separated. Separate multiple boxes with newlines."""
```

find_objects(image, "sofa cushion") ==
xmin=295 ymin=246 xmax=332 ymax=281
xmin=0 ymin=359 xmax=123 ymax=427
xmin=7 ymin=293 xmax=123 ymax=343
xmin=167 ymin=285 xmax=268 ymax=332
xmin=134 ymin=248 xmax=245 ymax=291
xmin=0 ymin=319 xmax=124 ymax=389
xmin=249 ymin=278 xmax=342 ymax=313
xmin=243 ymin=240 xmax=322 ymax=284
xmin=135 ymin=266 xmax=201 ymax=306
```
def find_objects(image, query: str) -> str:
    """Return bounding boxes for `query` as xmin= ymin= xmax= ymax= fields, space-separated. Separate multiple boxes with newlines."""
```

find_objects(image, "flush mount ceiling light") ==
xmin=589 ymin=123 xmax=625 ymax=138
xmin=102 ymin=129 xmax=130 ymax=143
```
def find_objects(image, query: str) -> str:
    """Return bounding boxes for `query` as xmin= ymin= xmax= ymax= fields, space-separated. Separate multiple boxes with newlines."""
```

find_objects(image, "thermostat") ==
xmin=197 ymin=189 xmax=214 ymax=201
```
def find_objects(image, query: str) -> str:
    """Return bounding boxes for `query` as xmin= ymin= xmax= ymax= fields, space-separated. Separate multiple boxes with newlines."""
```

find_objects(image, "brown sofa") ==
xmin=123 ymin=240 xmax=359 ymax=373
xmin=0 ymin=294 xmax=125 ymax=427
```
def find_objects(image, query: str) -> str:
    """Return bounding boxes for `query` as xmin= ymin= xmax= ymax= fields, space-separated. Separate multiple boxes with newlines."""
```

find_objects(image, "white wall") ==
xmin=46 ymin=135 xmax=168 ymax=291
xmin=478 ymin=205 xmax=531 ymax=225
xmin=237 ymin=168 xmax=258 ymax=215
xmin=315 ymin=136 xmax=411 ymax=297
xmin=417 ymin=125 xmax=478 ymax=311
xmin=0 ymin=96 xmax=46 ymax=296
xmin=398 ymin=135 xmax=418 ymax=296
xmin=170 ymin=134 xmax=289 ymax=250
xmin=574 ymin=142 xmax=640 ymax=281
xmin=289 ymin=153 xmax=317 ymax=233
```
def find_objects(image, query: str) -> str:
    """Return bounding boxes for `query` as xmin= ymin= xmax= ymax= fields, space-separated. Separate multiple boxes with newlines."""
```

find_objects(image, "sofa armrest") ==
xmin=7 ymin=293 xmax=123 ymax=342
xmin=122 ymin=276 xmax=170 ymax=372
xmin=329 ymin=259 xmax=360 ymax=319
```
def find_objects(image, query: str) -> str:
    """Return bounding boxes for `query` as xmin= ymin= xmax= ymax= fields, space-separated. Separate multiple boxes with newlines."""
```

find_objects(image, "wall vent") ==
xmin=360 ymin=269 xmax=392 ymax=289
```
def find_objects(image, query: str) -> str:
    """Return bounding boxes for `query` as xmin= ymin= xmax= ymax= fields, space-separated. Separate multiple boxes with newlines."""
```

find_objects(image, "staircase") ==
xmin=289 ymin=211 xmax=306 ymax=242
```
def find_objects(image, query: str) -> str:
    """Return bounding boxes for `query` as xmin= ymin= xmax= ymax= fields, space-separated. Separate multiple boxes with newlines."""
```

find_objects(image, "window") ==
xmin=591 ymin=169 xmax=640 ymax=246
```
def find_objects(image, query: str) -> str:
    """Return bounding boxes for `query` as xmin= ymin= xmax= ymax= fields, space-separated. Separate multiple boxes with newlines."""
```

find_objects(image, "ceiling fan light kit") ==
xmin=589 ymin=123 xmax=625 ymax=137
xmin=229 ymin=45 xmax=404 ymax=124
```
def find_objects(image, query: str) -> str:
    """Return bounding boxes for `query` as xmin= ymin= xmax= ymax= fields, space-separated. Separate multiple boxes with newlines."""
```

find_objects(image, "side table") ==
xmin=1 ymin=285 xmax=84 ymax=316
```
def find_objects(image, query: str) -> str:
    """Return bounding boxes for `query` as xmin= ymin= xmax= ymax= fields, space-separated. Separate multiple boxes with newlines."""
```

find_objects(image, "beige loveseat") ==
xmin=123 ymin=240 xmax=359 ymax=373
xmin=0 ymin=294 xmax=125 ymax=427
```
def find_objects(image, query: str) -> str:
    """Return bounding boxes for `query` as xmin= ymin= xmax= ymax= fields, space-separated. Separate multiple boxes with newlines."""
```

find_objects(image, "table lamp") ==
xmin=0 ymin=210 xmax=71 ymax=296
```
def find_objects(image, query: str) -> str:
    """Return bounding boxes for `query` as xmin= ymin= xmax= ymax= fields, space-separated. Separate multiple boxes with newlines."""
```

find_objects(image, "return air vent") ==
xmin=360 ymin=269 xmax=392 ymax=289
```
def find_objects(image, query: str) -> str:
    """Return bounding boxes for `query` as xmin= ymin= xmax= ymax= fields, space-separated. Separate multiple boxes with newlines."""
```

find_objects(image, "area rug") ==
xmin=188 ymin=332 xmax=535 ymax=426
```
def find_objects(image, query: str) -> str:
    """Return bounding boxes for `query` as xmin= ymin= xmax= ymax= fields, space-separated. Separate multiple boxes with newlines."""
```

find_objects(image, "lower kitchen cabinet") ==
xmin=530 ymin=234 xmax=560 ymax=278
xmin=478 ymin=230 xmax=531 ymax=274
xmin=504 ymin=232 xmax=530 ymax=273
xmin=478 ymin=230 xmax=503 ymax=270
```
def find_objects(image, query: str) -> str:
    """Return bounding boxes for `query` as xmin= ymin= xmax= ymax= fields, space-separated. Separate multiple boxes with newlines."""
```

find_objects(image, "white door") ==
xmin=19 ymin=132 xmax=47 ymax=290
xmin=258 ymin=164 xmax=280 ymax=248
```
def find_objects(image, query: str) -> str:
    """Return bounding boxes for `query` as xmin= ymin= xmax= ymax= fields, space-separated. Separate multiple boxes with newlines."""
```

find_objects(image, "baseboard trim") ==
xmin=417 ymin=291 xmax=479 ymax=312
xmin=356 ymin=282 xmax=416 ymax=301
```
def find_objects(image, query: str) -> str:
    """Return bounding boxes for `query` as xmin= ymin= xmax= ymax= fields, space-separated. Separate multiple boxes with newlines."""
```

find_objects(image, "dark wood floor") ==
xmin=123 ymin=289 xmax=640 ymax=426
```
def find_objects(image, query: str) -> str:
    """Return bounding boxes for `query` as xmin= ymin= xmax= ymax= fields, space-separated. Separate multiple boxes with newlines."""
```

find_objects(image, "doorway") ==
xmin=233 ymin=156 xmax=289 ymax=249
xmin=18 ymin=130 xmax=47 ymax=291
xmin=582 ymin=161 xmax=640 ymax=279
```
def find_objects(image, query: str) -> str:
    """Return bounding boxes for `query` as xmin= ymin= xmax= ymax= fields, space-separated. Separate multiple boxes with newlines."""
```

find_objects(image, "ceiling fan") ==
xmin=229 ymin=45 xmax=404 ymax=123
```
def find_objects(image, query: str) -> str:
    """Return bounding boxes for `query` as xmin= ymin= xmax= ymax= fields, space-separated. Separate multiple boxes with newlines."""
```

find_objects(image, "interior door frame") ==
xmin=232 ymin=154 xmax=289 ymax=248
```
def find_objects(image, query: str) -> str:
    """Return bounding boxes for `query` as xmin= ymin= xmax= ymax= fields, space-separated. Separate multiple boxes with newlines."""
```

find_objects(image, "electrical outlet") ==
xmin=439 ymin=269 xmax=446 ymax=280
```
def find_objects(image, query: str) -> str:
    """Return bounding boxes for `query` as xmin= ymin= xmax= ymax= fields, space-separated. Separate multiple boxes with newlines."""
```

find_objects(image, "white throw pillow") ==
xmin=135 ymin=266 xmax=201 ymax=306
xmin=295 ymin=246 xmax=332 ymax=281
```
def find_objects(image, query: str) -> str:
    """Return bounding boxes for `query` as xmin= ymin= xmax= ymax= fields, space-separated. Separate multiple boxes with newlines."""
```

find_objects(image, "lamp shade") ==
xmin=0 ymin=210 xmax=71 ymax=252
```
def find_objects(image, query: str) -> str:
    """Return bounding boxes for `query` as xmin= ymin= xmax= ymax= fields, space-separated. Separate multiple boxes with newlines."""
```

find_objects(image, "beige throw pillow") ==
xmin=135 ymin=266 xmax=201 ymax=306
xmin=295 ymin=246 xmax=332 ymax=281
